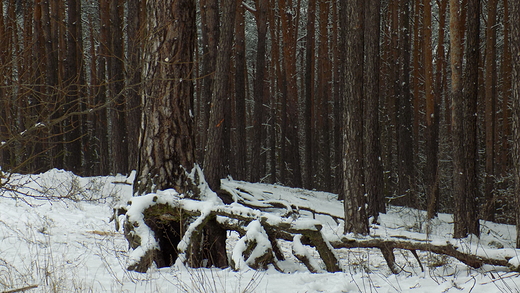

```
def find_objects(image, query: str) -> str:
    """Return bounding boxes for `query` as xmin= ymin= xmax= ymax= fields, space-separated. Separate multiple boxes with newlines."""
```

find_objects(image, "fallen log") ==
xmin=331 ymin=235 xmax=520 ymax=272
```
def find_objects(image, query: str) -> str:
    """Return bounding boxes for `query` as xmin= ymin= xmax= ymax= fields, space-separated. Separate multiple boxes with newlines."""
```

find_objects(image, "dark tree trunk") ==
xmin=132 ymin=0 xmax=227 ymax=270
xmin=396 ymin=0 xmax=415 ymax=208
xmin=64 ymin=0 xmax=83 ymax=174
xmin=96 ymin=0 xmax=111 ymax=175
xmin=461 ymin=0 xmax=480 ymax=237
xmin=304 ymin=0 xmax=316 ymax=190
xmin=340 ymin=0 xmax=369 ymax=235
xmin=135 ymin=0 xmax=197 ymax=196
xmin=364 ymin=0 xmax=385 ymax=219
xmin=109 ymin=0 xmax=128 ymax=175
xmin=203 ymin=0 xmax=237 ymax=191
xmin=234 ymin=0 xmax=247 ymax=181
xmin=317 ymin=0 xmax=331 ymax=191
xmin=450 ymin=0 xmax=467 ymax=239
xmin=511 ymin=0 xmax=520 ymax=248
xmin=424 ymin=0 xmax=440 ymax=219
xmin=280 ymin=0 xmax=302 ymax=187
xmin=126 ymin=0 xmax=145 ymax=173
xmin=483 ymin=0 xmax=498 ymax=222
xmin=428 ymin=0 xmax=447 ymax=219
xmin=250 ymin=0 xmax=268 ymax=183
xmin=198 ymin=0 xmax=219 ymax=163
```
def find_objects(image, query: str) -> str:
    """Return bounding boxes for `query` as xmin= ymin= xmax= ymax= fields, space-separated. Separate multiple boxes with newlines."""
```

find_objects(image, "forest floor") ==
xmin=1 ymin=169 xmax=519 ymax=292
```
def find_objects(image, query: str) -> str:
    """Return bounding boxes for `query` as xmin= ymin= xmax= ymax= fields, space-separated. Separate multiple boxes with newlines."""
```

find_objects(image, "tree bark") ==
xmin=340 ymin=0 xmax=369 ymax=235
xmin=425 ymin=0 xmax=440 ymax=219
xmin=134 ymin=0 xmax=197 ymax=196
xmin=198 ymin=0 xmax=219 ymax=164
xmin=234 ymin=0 xmax=247 ymax=181
xmin=364 ymin=0 xmax=385 ymax=219
xmin=460 ymin=0 xmax=480 ymax=237
xmin=396 ymin=0 xmax=415 ymax=208
xmin=279 ymin=0 xmax=302 ymax=187
xmin=109 ymin=0 xmax=128 ymax=175
xmin=250 ymin=0 xmax=269 ymax=183
xmin=126 ymin=0 xmax=145 ymax=174
xmin=510 ymin=0 xmax=520 ymax=248
xmin=483 ymin=0 xmax=498 ymax=221
xmin=450 ymin=0 xmax=467 ymax=239
xmin=303 ymin=0 xmax=316 ymax=190
xmin=203 ymin=0 xmax=237 ymax=191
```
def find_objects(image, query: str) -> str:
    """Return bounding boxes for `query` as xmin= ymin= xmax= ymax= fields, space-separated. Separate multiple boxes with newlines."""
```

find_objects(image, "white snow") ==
xmin=1 ymin=169 xmax=520 ymax=292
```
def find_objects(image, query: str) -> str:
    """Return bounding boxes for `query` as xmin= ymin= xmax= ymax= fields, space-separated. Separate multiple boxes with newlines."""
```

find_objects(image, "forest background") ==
xmin=1 ymin=0 xmax=519 ymax=243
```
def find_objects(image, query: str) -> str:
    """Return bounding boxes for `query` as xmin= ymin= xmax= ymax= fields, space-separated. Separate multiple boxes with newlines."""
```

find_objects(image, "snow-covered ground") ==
xmin=1 ymin=169 xmax=519 ymax=292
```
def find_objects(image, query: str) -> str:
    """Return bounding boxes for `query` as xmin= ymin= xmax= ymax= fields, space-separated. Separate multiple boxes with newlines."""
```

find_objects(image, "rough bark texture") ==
xmin=331 ymin=236 xmax=517 ymax=270
xmin=483 ymin=0 xmax=498 ymax=222
xmin=340 ymin=0 xmax=369 ymax=235
xmin=134 ymin=0 xmax=196 ymax=196
xmin=449 ymin=0 xmax=466 ymax=239
xmin=510 ymin=0 xmax=520 ymax=248
xmin=280 ymin=0 xmax=302 ymax=187
xmin=396 ymin=0 xmax=414 ymax=208
xmin=428 ymin=0 xmax=447 ymax=219
xmin=203 ymin=0 xmax=237 ymax=191
xmin=303 ymin=0 xmax=316 ymax=190
xmin=234 ymin=0 xmax=247 ymax=181
xmin=460 ymin=0 xmax=480 ymax=237
xmin=109 ymin=0 xmax=128 ymax=175
xmin=198 ymin=0 xmax=219 ymax=163
xmin=126 ymin=0 xmax=145 ymax=174
xmin=364 ymin=0 xmax=385 ymax=219
xmin=250 ymin=0 xmax=268 ymax=183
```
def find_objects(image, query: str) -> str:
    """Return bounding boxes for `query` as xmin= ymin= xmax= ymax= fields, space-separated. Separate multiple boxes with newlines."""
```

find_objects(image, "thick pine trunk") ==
xmin=135 ymin=0 xmax=197 ymax=196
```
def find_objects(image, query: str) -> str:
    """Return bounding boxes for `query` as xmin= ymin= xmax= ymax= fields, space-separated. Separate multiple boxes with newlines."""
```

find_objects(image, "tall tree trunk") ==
xmin=303 ymin=0 xmax=316 ymax=190
xmin=64 ymin=0 xmax=83 ymax=174
xmin=132 ymin=0 xmax=228 ymax=270
xmin=234 ymin=0 xmax=248 ymax=181
xmin=109 ymin=0 xmax=128 ymax=175
xmin=96 ymin=0 xmax=111 ymax=175
xmin=450 ymin=0 xmax=467 ymax=238
xmin=427 ymin=0 xmax=447 ymax=219
xmin=204 ymin=0 xmax=237 ymax=191
xmin=462 ymin=0 xmax=480 ymax=237
xmin=198 ymin=0 xmax=219 ymax=164
xmin=483 ymin=0 xmax=498 ymax=221
xmin=279 ymin=0 xmax=302 ymax=187
xmin=126 ymin=0 xmax=145 ymax=173
xmin=341 ymin=0 xmax=369 ymax=235
xmin=425 ymin=0 xmax=440 ymax=219
xmin=250 ymin=0 xmax=268 ymax=183
xmin=396 ymin=0 xmax=415 ymax=208
xmin=135 ymin=0 xmax=197 ymax=196
xmin=501 ymin=0 xmax=511 ymax=177
xmin=364 ymin=0 xmax=385 ymax=219
xmin=510 ymin=0 xmax=520 ymax=248
xmin=317 ymin=0 xmax=331 ymax=191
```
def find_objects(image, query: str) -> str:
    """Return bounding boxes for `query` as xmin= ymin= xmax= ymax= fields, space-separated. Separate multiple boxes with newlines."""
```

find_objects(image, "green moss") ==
xmin=143 ymin=203 xmax=187 ymax=224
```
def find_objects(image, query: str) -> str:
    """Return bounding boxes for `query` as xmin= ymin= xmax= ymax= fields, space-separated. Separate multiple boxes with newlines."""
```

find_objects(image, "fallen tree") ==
xmin=119 ymin=182 xmax=520 ymax=274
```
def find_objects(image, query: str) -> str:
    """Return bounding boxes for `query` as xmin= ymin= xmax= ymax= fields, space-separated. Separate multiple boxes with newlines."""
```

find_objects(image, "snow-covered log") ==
xmin=331 ymin=235 xmax=520 ymax=272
